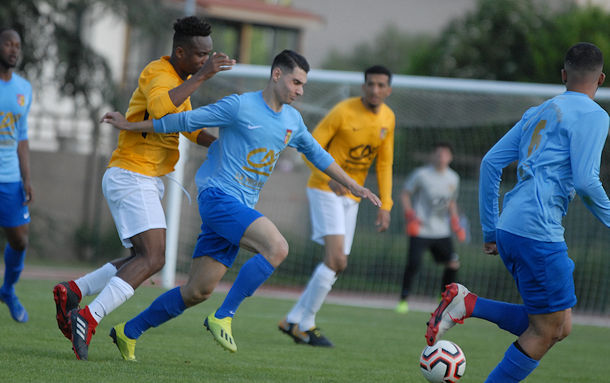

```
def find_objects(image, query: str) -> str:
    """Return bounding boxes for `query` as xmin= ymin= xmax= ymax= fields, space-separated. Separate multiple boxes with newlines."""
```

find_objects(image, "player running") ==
xmin=101 ymin=50 xmax=381 ymax=360
xmin=426 ymin=42 xmax=610 ymax=382
xmin=53 ymin=16 xmax=235 ymax=360
xmin=279 ymin=65 xmax=395 ymax=347
xmin=0 ymin=28 xmax=33 ymax=323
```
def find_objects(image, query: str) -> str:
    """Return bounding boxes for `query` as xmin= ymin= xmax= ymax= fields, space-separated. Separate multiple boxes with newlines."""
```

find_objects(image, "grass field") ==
xmin=0 ymin=279 xmax=608 ymax=382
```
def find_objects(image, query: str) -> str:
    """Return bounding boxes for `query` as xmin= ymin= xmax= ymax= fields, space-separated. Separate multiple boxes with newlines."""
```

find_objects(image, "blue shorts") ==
xmin=193 ymin=188 xmax=263 ymax=267
xmin=0 ymin=182 xmax=30 ymax=228
xmin=496 ymin=229 xmax=576 ymax=314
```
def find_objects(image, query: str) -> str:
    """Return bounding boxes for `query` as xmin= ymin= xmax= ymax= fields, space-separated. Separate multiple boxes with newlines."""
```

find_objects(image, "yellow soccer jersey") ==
xmin=108 ymin=56 xmax=201 ymax=177
xmin=307 ymin=97 xmax=395 ymax=210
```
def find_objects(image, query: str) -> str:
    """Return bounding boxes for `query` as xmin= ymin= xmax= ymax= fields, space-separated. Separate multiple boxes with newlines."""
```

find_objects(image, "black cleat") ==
xmin=278 ymin=318 xmax=304 ymax=344
xmin=53 ymin=282 xmax=81 ymax=339
xmin=70 ymin=308 xmax=96 ymax=360
xmin=291 ymin=326 xmax=334 ymax=347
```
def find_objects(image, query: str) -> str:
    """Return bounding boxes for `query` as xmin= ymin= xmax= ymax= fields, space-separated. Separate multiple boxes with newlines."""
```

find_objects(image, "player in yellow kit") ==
xmin=51 ymin=16 xmax=236 ymax=360
xmin=279 ymin=65 xmax=395 ymax=346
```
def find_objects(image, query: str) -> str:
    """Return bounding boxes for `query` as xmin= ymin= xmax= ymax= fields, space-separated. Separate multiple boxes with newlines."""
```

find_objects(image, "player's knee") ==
xmin=268 ymin=236 xmax=289 ymax=265
xmin=328 ymin=256 xmax=348 ymax=273
xmin=447 ymin=260 xmax=460 ymax=270
xmin=558 ymin=321 xmax=572 ymax=341
xmin=9 ymin=236 xmax=28 ymax=252
xmin=183 ymin=286 xmax=213 ymax=306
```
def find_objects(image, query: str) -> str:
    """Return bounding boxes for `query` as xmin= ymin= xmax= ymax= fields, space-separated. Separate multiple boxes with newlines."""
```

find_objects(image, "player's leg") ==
xmin=396 ymin=236 xmax=427 ymax=313
xmin=0 ymin=181 xmax=31 ymax=323
xmin=111 ymin=256 xmax=227 ymax=360
xmin=431 ymin=238 xmax=460 ymax=293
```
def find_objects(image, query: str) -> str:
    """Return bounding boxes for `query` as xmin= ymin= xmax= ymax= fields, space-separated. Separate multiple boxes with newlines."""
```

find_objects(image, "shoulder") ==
xmin=447 ymin=168 xmax=460 ymax=181
xmin=140 ymin=57 xmax=179 ymax=82
xmin=12 ymin=73 xmax=32 ymax=92
xmin=380 ymin=103 xmax=396 ymax=119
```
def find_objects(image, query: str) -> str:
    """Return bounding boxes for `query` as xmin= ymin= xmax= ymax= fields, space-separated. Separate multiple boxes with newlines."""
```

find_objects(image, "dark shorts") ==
xmin=0 ymin=181 xmax=30 ymax=228
xmin=410 ymin=236 xmax=458 ymax=263
xmin=496 ymin=229 xmax=576 ymax=314
xmin=192 ymin=188 xmax=263 ymax=268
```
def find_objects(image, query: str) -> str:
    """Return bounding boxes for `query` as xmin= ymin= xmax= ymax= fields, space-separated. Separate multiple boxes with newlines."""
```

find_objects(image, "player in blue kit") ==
xmin=0 ymin=28 xmax=33 ymax=323
xmin=426 ymin=42 xmax=610 ymax=382
xmin=101 ymin=50 xmax=381 ymax=359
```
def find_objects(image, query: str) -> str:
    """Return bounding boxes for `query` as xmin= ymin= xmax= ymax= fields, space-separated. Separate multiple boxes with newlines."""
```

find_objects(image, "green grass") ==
xmin=0 ymin=279 xmax=608 ymax=382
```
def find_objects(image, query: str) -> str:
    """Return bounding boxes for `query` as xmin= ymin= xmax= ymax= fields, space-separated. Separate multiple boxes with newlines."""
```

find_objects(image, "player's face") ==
xmin=180 ymin=35 xmax=213 ymax=75
xmin=362 ymin=74 xmax=391 ymax=107
xmin=275 ymin=67 xmax=307 ymax=105
xmin=432 ymin=147 xmax=453 ymax=169
xmin=0 ymin=30 xmax=21 ymax=69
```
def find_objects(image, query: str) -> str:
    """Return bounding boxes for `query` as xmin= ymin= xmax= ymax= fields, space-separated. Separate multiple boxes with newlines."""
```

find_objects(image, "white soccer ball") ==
xmin=419 ymin=340 xmax=466 ymax=383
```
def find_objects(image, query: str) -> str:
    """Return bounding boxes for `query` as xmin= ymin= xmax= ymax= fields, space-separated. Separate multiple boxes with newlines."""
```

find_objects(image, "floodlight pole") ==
xmin=161 ymin=0 xmax=196 ymax=289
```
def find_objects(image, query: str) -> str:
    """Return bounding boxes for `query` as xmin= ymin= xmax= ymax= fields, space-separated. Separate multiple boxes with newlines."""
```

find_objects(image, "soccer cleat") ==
xmin=109 ymin=322 xmax=136 ymax=361
xmin=204 ymin=311 xmax=237 ymax=352
xmin=278 ymin=318 xmax=304 ymax=344
xmin=53 ymin=281 xmax=81 ymax=339
xmin=0 ymin=291 xmax=28 ymax=323
xmin=425 ymin=283 xmax=476 ymax=346
xmin=291 ymin=326 xmax=334 ymax=347
xmin=395 ymin=300 xmax=409 ymax=314
xmin=70 ymin=307 xmax=97 ymax=360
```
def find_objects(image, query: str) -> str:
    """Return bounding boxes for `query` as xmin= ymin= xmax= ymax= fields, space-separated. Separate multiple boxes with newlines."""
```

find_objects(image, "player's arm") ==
xmin=168 ymin=53 xmax=235 ymax=108
xmin=401 ymin=174 xmax=420 ymax=237
xmin=479 ymin=121 xmax=522 ymax=252
xmin=375 ymin=121 xmax=395 ymax=232
xmin=570 ymin=111 xmax=610 ymax=226
xmin=17 ymin=139 xmax=32 ymax=204
xmin=195 ymin=130 xmax=217 ymax=147
xmin=323 ymin=162 xmax=381 ymax=207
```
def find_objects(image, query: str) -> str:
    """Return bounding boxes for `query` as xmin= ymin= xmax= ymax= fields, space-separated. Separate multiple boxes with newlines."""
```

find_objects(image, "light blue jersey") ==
xmin=480 ymin=91 xmax=610 ymax=243
xmin=0 ymin=73 xmax=32 ymax=183
xmin=154 ymin=91 xmax=335 ymax=207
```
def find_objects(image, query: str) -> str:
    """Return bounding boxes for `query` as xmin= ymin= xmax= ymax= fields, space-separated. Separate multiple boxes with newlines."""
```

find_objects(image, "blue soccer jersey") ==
xmin=480 ymin=91 xmax=610 ymax=243
xmin=154 ymin=90 xmax=335 ymax=207
xmin=0 ymin=73 xmax=32 ymax=183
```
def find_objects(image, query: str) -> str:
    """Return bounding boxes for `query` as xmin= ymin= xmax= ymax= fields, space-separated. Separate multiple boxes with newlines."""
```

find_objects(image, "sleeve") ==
xmin=142 ymin=71 xmax=184 ymax=119
xmin=479 ymin=120 xmax=523 ymax=243
xmin=290 ymin=117 xmax=335 ymax=171
xmin=154 ymin=94 xmax=239 ymax=134
xmin=17 ymin=82 xmax=32 ymax=141
xmin=376 ymin=115 xmax=395 ymax=211
xmin=403 ymin=169 xmax=420 ymax=193
xmin=311 ymin=105 xmax=342 ymax=149
xmin=452 ymin=174 xmax=460 ymax=201
xmin=570 ymin=110 xmax=610 ymax=226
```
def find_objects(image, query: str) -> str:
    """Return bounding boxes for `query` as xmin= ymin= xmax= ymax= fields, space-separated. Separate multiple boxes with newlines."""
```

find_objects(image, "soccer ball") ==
xmin=419 ymin=340 xmax=466 ymax=383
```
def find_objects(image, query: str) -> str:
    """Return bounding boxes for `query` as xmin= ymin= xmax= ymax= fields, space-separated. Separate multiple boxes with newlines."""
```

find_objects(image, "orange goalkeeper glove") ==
xmin=451 ymin=215 xmax=466 ymax=242
xmin=405 ymin=209 xmax=421 ymax=237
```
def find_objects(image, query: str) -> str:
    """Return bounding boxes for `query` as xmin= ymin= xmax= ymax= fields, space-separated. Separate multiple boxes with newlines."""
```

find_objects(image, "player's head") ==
xmin=562 ymin=42 xmax=605 ymax=89
xmin=362 ymin=65 xmax=392 ymax=109
xmin=269 ymin=50 xmax=310 ymax=105
xmin=431 ymin=142 xmax=453 ymax=169
xmin=0 ymin=28 xmax=21 ymax=70
xmin=171 ymin=16 xmax=213 ymax=76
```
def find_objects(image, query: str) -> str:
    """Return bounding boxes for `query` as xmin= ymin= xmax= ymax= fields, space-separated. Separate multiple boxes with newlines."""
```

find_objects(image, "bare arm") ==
xmin=17 ymin=140 xmax=33 ymax=204
xmin=323 ymin=162 xmax=381 ymax=207
xmin=400 ymin=190 xmax=413 ymax=214
xmin=101 ymin=112 xmax=154 ymax=132
xmin=168 ymin=53 xmax=235 ymax=107
xmin=196 ymin=129 xmax=217 ymax=147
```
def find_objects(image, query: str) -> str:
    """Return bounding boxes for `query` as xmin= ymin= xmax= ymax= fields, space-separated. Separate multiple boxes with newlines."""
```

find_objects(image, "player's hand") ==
xmin=451 ymin=215 xmax=466 ymax=243
xmin=329 ymin=179 xmax=349 ymax=196
xmin=100 ymin=112 xmax=128 ymax=129
xmin=349 ymin=184 xmax=381 ymax=207
xmin=375 ymin=209 xmax=390 ymax=232
xmin=483 ymin=242 xmax=498 ymax=255
xmin=22 ymin=180 xmax=33 ymax=205
xmin=197 ymin=52 xmax=236 ymax=80
xmin=405 ymin=209 xmax=420 ymax=237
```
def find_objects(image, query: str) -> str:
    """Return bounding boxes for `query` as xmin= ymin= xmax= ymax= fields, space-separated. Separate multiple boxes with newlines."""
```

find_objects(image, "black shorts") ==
xmin=409 ymin=236 xmax=458 ymax=263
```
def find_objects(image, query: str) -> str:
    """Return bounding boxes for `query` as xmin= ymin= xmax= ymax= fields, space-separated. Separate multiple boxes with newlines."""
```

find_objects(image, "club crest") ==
xmin=284 ymin=129 xmax=293 ymax=144
xmin=17 ymin=94 xmax=25 ymax=107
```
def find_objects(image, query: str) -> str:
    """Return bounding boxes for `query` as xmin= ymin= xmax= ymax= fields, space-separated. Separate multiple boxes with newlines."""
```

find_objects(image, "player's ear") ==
xmin=271 ymin=67 xmax=282 ymax=82
xmin=175 ymin=46 xmax=185 ymax=60
xmin=598 ymin=72 xmax=605 ymax=86
xmin=561 ymin=68 xmax=567 ymax=84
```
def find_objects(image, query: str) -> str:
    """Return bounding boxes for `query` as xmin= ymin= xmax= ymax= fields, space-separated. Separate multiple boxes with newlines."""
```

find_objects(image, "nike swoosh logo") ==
xmin=23 ymin=212 xmax=29 ymax=219
xmin=247 ymin=125 xmax=263 ymax=130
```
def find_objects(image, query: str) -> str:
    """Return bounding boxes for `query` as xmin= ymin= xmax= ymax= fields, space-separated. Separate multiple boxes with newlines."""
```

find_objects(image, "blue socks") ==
xmin=1 ymin=244 xmax=26 ymax=296
xmin=215 ymin=254 xmax=274 ymax=319
xmin=486 ymin=343 xmax=539 ymax=382
xmin=124 ymin=286 xmax=186 ymax=340
xmin=472 ymin=297 xmax=529 ymax=336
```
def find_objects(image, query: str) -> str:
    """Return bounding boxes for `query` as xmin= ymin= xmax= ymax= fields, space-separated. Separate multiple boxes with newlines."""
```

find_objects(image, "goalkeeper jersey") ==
xmin=108 ymin=56 xmax=200 ymax=177
xmin=307 ymin=97 xmax=395 ymax=211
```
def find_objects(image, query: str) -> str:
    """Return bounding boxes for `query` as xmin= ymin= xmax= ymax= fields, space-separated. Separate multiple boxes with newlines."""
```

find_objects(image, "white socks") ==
xmin=74 ymin=262 xmax=117 ymax=297
xmin=286 ymin=263 xmax=337 ymax=331
xmin=88 ymin=276 xmax=134 ymax=324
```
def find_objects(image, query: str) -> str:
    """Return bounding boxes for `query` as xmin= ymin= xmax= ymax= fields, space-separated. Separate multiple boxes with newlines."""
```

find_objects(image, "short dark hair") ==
xmin=271 ymin=50 xmax=310 ymax=75
xmin=172 ymin=16 xmax=211 ymax=50
xmin=564 ymin=42 xmax=604 ymax=73
xmin=364 ymin=65 xmax=392 ymax=85
xmin=433 ymin=141 xmax=453 ymax=154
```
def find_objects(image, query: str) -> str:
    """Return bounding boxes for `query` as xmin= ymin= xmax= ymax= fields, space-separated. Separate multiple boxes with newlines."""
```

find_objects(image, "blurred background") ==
xmin=1 ymin=0 xmax=610 ymax=315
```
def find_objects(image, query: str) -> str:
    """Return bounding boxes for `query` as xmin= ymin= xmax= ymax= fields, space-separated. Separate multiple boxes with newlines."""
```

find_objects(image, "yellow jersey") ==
xmin=108 ymin=56 xmax=201 ymax=177
xmin=307 ymin=97 xmax=395 ymax=211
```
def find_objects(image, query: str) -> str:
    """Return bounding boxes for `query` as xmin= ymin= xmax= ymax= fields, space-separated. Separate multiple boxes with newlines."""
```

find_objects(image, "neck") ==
xmin=434 ymin=164 xmax=446 ymax=172
xmin=0 ymin=65 xmax=13 ymax=82
xmin=262 ymin=86 xmax=283 ymax=112
xmin=566 ymin=83 xmax=598 ymax=99
xmin=361 ymin=97 xmax=380 ymax=113
xmin=168 ymin=56 xmax=187 ymax=80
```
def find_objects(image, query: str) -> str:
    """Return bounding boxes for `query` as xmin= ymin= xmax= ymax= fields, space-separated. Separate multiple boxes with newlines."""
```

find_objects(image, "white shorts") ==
xmin=102 ymin=167 xmax=166 ymax=248
xmin=307 ymin=187 xmax=359 ymax=255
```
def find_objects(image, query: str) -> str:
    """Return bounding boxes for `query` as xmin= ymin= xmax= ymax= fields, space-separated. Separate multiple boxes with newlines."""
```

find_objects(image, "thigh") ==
xmin=129 ymin=228 xmax=166 ymax=255
xmin=429 ymin=237 xmax=457 ymax=264
xmin=341 ymin=197 xmax=359 ymax=255
xmin=239 ymin=216 xmax=286 ymax=260
xmin=408 ymin=237 xmax=428 ymax=263
xmin=102 ymin=167 xmax=166 ymax=248
xmin=0 ymin=181 xmax=30 ymax=228
xmin=307 ymin=188 xmax=346 ymax=245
